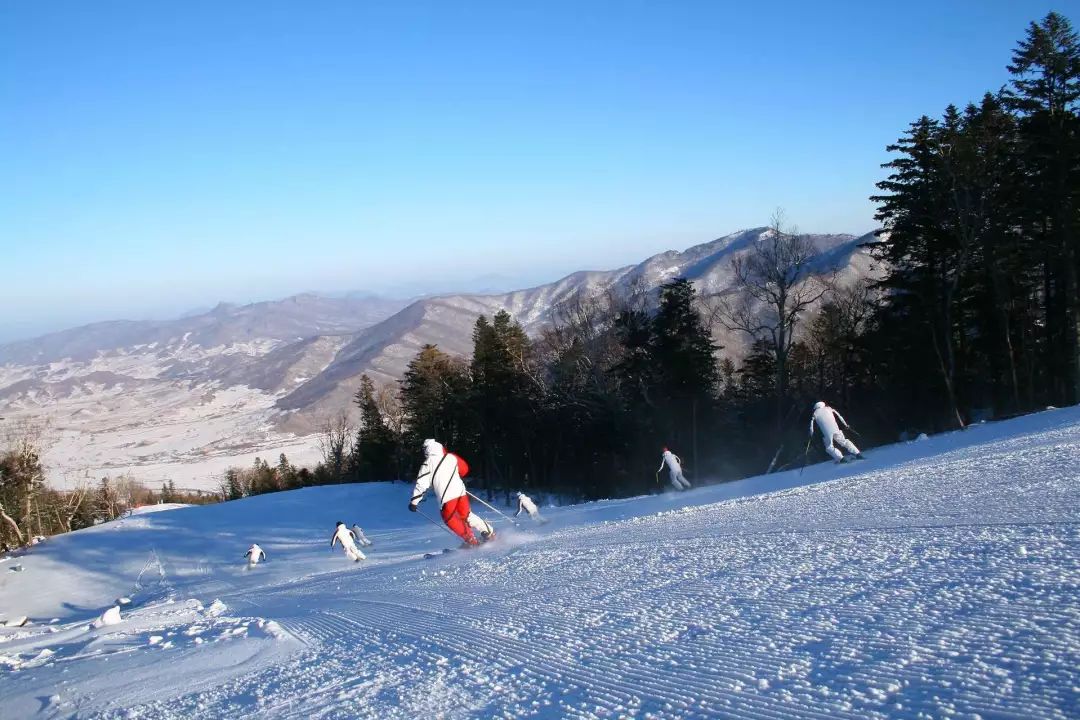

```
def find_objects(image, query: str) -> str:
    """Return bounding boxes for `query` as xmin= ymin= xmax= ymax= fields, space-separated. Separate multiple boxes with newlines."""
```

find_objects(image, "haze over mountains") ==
xmin=0 ymin=228 xmax=879 ymax=489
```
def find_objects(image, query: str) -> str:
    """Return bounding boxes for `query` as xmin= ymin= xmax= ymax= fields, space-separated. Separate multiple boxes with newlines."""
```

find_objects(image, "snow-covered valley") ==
xmin=0 ymin=408 xmax=1076 ymax=718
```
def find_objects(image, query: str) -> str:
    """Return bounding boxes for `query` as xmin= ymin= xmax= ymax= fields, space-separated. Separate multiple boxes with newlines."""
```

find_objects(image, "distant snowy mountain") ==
xmin=0 ymin=229 xmax=880 ymax=489
xmin=1 ymin=407 xmax=1075 ymax=718
xmin=0 ymin=293 xmax=406 ymax=367
xmin=277 ymin=228 xmax=880 ymax=423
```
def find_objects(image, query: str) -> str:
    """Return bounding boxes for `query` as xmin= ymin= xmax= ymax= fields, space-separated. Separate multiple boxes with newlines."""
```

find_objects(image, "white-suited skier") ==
xmin=658 ymin=447 xmax=691 ymax=490
xmin=331 ymin=521 xmax=366 ymax=562
xmin=245 ymin=543 xmax=266 ymax=566
xmin=351 ymin=524 xmax=373 ymax=547
xmin=810 ymin=401 xmax=864 ymax=463
xmin=409 ymin=439 xmax=494 ymax=546
xmin=514 ymin=492 xmax=546 ymax=523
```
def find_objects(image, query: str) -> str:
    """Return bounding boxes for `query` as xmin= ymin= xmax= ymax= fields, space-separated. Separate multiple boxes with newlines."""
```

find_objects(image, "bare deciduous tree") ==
xmin=47 ymin=478 xmax=92 ymax=534
xmin=375 ymin=383 xmax=405 ymax=437
xmin=803 ymin=282 xmax=880 ymax=409
xmin=318 ymin=412 xmax=354 ymax=483
xmin=374 ymin=382 xmax=408 ymax=481
xmin=719 ymin=211 xmax=835 ymax=429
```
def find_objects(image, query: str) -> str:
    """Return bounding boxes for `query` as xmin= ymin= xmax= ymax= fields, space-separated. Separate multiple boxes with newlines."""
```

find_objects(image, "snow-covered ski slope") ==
xmin=1 ymin=409 xmax=1078 ymax=719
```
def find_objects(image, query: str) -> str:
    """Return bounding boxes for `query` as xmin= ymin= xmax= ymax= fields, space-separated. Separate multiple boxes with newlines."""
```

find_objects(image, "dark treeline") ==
xmin=339 ymin=13 xmax=1080 ymax=501
xmin=869 ymin=12 xmax=1080 ymax=430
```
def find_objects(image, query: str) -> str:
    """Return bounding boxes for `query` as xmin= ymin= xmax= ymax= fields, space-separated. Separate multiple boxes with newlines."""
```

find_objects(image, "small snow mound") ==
xmin=206 ymin=599 xmax=227 ymax=617
xmin=1016 ymin=545 xmax=1028 ymax=557
xmin=93 ymin=606 xmax=122 ymax=628
xmin=915 ymin=433 xmax=929 ymax=441
xmin=1 ymin=616 xmax=29 ymax=627
xmin=258 ymin=619 xmax=287 ymax=640
xmin=116 ymin=597 xmax=132 ymax=606
xmin=28 ymin=648 xmax=54 ymax=666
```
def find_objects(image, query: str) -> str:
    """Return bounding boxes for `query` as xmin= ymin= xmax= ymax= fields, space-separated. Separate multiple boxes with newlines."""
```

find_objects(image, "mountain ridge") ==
xmin=0 ymin=228 xmax=881 ymax=489
xmin=275 ymin=227 xmax=879 ymax=423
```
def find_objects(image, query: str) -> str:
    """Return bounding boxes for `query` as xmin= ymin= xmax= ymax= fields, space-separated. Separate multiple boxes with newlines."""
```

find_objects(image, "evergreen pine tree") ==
xmin=650 ymin=278 xmax=719 ymax=468
xmin=469 ymin=311 xmax=539 ymax=489
xmin=353 ymin=374 xmax=397 ymax=481
xmin=277 ymin=453 xmax=299 ymax=489
xmin=400 ymin=344 xmax=471 ymax=452
xmin=1005 ymin=11 xmax=1080 ymax=403
xmin=225 ymin=468 xmax=244 ymax=501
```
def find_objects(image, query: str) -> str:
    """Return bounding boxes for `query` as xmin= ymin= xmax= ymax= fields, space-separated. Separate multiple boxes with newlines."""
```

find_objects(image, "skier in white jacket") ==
xmin=810 ymin=401 xmax=864 ymax=463
xmin=409 ymin=439 xmax=494 ymax=546
xmin=514 ymin=492 xmax=545 ymax=523
xmin=245 ymin=543 xmax=266 ymax=566
xmin=351 ymin=524 xmax=373 ymax=547
xmin=658 ymin=447 xmax=691 ymax=490
xmin=331 ymin=521 xmax=366 ymax=562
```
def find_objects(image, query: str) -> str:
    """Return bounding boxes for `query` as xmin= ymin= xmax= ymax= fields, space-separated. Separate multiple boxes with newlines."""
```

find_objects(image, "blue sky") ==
xmin=0 ymin=0 xmax=1066 ymax=340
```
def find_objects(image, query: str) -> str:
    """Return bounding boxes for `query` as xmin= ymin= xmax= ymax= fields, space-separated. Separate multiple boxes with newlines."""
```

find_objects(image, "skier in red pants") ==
xmin=409 ymin=439 xmax=494 ymax=545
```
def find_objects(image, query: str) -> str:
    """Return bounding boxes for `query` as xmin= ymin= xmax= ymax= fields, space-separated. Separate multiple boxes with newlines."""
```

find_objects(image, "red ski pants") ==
xmin=441 ymin=496 xmax=478 ymax=544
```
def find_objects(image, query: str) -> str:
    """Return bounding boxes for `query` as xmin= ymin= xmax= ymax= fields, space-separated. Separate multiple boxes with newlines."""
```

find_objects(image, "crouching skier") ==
xmin=331 ymin=521 xmax=366 ymax=562
xmin=659 ymin=447 xmax=691 ymax=490
xmin=409 ymin=439 xmax=494 ymax=546
xmin=810 ymin=401 xmax=864 ymax=464
xmin=245 ymin=543 xmax=266 ymax=566
xmin=514 ymin=492 xmax=546 ymax=524
xmin=351 ymin=524 xmax=373 ymax=547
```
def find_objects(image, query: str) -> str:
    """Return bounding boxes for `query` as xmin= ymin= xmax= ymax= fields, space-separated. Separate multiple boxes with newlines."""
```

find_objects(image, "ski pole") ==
xmin=413 ymin=506 xmax=463 ymax=542
xmin=466 ymin=490 xmax=523 ymax=527
xmin=799 ymin=434 xmax=813 ymax=476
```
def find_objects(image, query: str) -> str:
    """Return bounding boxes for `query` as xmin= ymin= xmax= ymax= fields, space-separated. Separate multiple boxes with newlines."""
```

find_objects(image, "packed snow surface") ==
xmin=1 ymin=408 xmax=1078 ymax=718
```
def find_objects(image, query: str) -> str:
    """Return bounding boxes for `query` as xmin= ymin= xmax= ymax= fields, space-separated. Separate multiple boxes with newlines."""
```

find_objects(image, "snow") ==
xmin=0 ymin=408 xmax=1078 ymax=718
xmin=126 ymin=503 xmax=192 ymax=516
xmin=1 ymin=343 xmax=324 ymax=491
xmin=34 ymin=382 xmax=324 ymax=491
xmin=93 ymin=606 xmax=122 ymax=628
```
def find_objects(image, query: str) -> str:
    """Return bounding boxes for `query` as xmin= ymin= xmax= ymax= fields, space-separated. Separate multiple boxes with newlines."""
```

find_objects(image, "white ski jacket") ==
xmin=516 ymin=493 xmax=538 ymax=517
xmin=411 ymin=439 xmax=466 ymax=508
xmin=658 ymin=450 xmax=683 ymax=474
xmin=811 ymin=404 xmax=849 ymax=439
xmin=331 ymin=524 xmax=358 ymax=549
xmin=245 ymin=544 xmax=266 ymax=564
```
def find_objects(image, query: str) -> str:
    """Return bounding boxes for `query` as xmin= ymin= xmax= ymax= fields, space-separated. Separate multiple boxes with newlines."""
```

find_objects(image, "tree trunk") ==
xmin=929 ymin=314 xmax=965 ymax=430
xmin=1061 ymin=230 xmax=1080 ymax=404
xmin=0 ymin=502 xmax=24 ymax=545
xmin=1002 ymin=305 xmax=1022 ymax=413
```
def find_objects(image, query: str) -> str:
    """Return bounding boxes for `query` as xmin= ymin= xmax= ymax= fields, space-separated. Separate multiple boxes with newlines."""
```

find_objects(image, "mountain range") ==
xmin=0 ymin=228 xmax=879 ymax=489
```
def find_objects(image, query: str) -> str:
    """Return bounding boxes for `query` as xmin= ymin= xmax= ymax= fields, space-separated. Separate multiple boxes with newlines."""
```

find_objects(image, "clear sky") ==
xmin=0 ymin=0 xmax=1068 ymax=341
